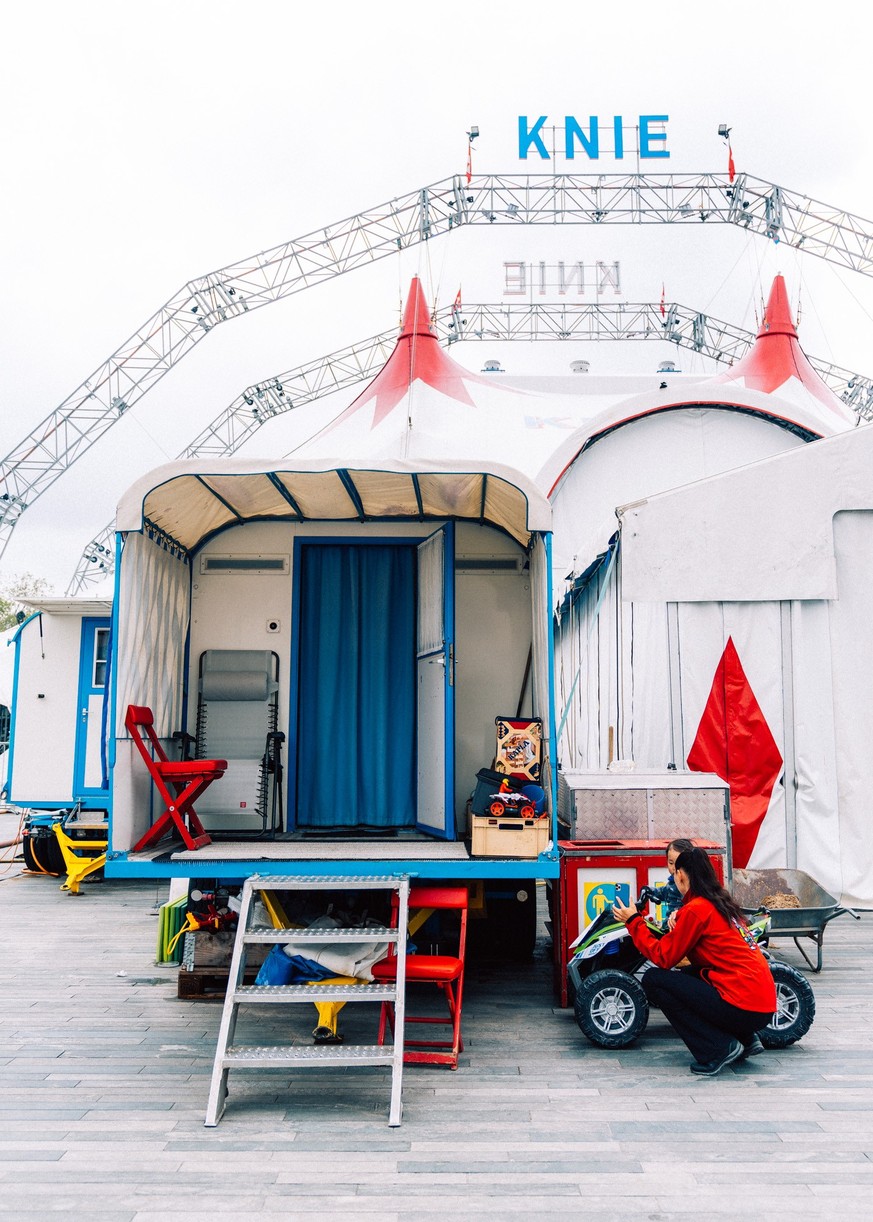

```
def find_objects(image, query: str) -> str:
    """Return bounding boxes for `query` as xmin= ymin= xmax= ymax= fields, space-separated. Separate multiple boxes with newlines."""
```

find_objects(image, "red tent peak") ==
xmin=709 ymin=272 xmax=855 ymax=423
xmin=757 ymin=275 xmax=798 ymax=339
xmin=400 ymin=276 xmax=437 ymax=339
xmin=324 ymin=279 xmax=485 ymax=433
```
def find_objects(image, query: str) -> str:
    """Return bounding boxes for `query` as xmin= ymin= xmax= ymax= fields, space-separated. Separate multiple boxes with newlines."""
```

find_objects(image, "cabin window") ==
xmin=93 ymin=629 xmax=110 ymax=688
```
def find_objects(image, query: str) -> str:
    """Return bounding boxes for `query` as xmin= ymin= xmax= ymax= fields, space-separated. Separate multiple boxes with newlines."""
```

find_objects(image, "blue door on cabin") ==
xmin=73 ymin=618 xmax=111 ymax=800
xmin=293 ymin=531 xmax=455 ymax=835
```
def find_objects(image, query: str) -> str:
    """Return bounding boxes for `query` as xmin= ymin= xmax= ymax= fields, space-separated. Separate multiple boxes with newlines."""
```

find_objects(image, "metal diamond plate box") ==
xmin=558 ymin=770 xmax=730 ymax=848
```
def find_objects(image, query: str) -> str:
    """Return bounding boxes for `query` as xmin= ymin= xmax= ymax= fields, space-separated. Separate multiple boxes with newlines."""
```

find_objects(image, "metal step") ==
xmin=249 ymin=873 xmax=406 ymax=891
xmin=222 ymin=1043 xmax=395 ymax=1068
xmin=243 ymin=924 xmax=398 ymax=944
xmin=233 ymin=982 xmax=396 ymax=1004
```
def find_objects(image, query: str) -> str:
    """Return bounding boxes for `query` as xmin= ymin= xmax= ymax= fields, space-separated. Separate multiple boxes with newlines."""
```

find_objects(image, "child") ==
xmin=649 ymin=838 xmax=695 ymax=929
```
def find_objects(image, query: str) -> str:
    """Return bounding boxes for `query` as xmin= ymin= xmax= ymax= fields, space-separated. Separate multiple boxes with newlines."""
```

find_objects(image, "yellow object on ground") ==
xmin=308 ymin=975 xmax=360 ymax=1035
xmin=52 ymin=823 xmax=107 ymax=895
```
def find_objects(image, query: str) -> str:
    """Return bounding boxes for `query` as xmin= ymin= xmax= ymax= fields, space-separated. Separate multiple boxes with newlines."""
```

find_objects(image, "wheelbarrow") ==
xmin=731 ymin=867 xmax=860 ymax=972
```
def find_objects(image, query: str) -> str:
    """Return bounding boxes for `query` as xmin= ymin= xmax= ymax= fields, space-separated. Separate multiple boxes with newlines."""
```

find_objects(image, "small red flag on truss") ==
xmin=728 ymin=143 xmax=736 ymax=183
xmin=660 ymin=283 xmax=666 ymax=318
xmin=453 ymin=287 xmax=462 ymax=310
xmin=466 ymin=141 xmax=472 ymax=184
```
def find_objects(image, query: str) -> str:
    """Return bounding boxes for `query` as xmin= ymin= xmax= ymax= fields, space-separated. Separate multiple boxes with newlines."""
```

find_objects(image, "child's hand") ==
xmin=667 ymin=911 xmax=678 ymax=931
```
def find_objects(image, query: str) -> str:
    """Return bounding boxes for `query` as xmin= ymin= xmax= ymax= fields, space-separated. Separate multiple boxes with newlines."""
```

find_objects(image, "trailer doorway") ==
xmin=292 ymin=540 xmax=415 ymax=831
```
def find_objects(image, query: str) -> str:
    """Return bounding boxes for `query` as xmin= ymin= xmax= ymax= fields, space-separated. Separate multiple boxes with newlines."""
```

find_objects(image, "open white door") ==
xmin=416 ymin=523 xmax=455 ymax=837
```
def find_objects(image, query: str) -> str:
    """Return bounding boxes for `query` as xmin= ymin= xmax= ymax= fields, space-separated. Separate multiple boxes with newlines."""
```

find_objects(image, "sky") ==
xmin=3 ymin=0 xmax=873 ymax=593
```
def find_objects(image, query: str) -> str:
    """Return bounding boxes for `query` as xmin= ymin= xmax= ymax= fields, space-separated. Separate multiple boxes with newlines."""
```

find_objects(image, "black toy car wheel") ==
xmin=574 ymin=968 xmax=649 ymax=1048
xmin=760 ymin=962 xmax=816 ymax=1048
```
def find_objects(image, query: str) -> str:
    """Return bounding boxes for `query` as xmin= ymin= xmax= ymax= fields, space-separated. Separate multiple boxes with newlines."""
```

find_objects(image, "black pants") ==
xmin=642 ymin=967 xmax=773 ymax=1064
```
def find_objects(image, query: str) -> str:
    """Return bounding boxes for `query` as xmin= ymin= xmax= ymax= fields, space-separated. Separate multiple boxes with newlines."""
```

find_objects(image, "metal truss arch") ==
xmin=7 ymin=170 xmax=873 ymax=559
xmin=67 ymin=298 xmax=873 ymax=594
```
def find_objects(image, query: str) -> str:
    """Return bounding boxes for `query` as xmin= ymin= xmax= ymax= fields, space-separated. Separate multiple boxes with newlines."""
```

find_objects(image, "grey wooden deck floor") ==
xmin=1 ymin=843 xmax=871 ymax=1221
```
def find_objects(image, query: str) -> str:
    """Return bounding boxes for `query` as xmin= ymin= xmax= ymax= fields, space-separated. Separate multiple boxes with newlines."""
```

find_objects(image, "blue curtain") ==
xmin=296 ymin=545 xmax=416 ymax=827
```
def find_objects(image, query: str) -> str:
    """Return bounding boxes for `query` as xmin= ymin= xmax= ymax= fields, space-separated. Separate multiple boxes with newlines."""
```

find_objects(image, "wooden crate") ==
xmin=177 ymin=929 xmax=269 ymax=1000
xmin=471 ymin=814 xmax=550 ymax=858
xmin=177 ymin=963 xmax=260 ymax=1000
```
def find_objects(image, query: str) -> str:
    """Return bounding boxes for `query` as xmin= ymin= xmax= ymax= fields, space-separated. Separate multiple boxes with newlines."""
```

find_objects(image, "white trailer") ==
xmin=8 ymin=598 xmax=112 ymax=813
xmin=105 ymin=455 xmax=559 ymax=899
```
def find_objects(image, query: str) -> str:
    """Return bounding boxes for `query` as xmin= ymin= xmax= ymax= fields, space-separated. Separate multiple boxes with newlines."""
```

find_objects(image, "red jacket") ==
xmin=626 ymin=895 xmax=777 ymax=1013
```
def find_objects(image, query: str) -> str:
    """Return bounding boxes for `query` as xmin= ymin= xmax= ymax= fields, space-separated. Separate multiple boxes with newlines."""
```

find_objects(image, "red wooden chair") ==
xmin=373 ymin=884 xmax=468 ymax=1069
xmin=126 ymin=705 xmax=226 ymax=852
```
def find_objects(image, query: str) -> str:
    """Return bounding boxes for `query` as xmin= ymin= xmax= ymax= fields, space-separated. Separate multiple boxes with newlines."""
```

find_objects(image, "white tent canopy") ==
xmin=618 ymin=425 xmax=873 ymax=603
xmin=116 ymin=456 xmax=552 ymax=552
xmin=570 ymin=422 xmax=873 ymax=906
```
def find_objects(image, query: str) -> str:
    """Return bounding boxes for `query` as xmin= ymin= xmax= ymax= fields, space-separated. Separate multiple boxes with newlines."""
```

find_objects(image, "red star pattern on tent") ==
xmin=686 ymin=636 xmax=783 ymax=868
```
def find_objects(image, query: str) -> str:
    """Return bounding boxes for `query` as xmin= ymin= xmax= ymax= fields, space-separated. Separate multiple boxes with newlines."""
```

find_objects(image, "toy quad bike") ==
xmin=567 ymin=888 xmax=815 ymax=1050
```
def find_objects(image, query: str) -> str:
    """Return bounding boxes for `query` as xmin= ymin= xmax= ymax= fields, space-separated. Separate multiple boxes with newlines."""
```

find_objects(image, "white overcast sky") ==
xmin=3 ymin=0 xmax=873 ymax=591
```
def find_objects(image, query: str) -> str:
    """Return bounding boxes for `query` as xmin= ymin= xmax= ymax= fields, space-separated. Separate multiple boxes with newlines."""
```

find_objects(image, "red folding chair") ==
xmin=373 ymin=885 xmax=468 ymax=1069
xmin=126 ymin=705 xmax=226 ymax=852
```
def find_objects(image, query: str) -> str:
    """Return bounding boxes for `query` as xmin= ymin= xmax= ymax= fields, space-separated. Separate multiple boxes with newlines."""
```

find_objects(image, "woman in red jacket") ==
xmin=612 ymin=846 xmax=777 ymax=1076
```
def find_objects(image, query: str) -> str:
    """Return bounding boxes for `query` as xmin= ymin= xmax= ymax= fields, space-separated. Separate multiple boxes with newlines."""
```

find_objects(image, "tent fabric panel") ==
xmin=482 ymin=478 xmax=534 ymax=547
xmin=272 ymin=471 xmax=359 ymax=519
xmin=554 ymin=553 xmax=621 ymax=770
xmin=613 ymin=422 xmax=873 ymax=605
xmin=351 ymin=471 xmax=421 ymax=518
xmin=623 ymin=600 xmax=673 ymax=769
xmin=415 ymin=473 xmax=532 ymax=545
xmin=142 ymin=476 xmax=234 ymax=550
xmin=199 ymin=473 xmax=299 ymax=521
xmin=538 ymin=374 xmax=849 ymax=505
xmin=828 ymin=511 xmax=873 ymax=907
xmin=115 ymin=533 xmax=189 ymax=739
xmin=549 ymin=408 xmax=808 ymax=608
xmin=788 ymin=598 xmax=842 ymax=901
xmin=416 ymin=472 xmax=485 ymax=521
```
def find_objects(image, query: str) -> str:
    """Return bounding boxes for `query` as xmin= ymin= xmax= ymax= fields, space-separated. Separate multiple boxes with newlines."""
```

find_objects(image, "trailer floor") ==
xmin=169 ymin=838 xmax=472 ymax=862
xmin=1 ymin=831 xmax=870 ymax=1220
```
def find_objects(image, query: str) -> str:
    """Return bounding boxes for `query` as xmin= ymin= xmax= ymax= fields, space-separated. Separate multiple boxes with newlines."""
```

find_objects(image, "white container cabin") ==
xmin=105 ymin=455 xmax=559 ymax=891
xmin=7 ymin=598 xmax=112 ymax=816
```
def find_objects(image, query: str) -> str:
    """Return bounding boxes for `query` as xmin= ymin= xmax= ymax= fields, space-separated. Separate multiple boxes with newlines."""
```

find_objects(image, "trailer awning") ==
xmin=115 ymin=458 xmax=552 ymax=551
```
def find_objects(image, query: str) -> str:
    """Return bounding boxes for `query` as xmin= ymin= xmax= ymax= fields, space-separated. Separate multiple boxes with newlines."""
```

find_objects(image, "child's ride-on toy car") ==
xmin=567 ymin=888 xmax=816 ymax=1050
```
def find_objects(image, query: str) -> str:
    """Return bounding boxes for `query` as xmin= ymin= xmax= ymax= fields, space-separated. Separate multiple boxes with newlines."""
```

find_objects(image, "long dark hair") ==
xmin=674 ymin=847 xmax=746 ymax=926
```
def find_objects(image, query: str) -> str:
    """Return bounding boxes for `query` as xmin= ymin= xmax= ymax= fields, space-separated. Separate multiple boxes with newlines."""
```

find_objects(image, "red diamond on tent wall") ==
xmin=686 ymin=636 xmax=783 ymax=868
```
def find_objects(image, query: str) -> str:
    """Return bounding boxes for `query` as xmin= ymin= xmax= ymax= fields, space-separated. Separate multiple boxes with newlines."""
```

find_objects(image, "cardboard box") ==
xmin=471 ymin=813 xmax=550 ymax=858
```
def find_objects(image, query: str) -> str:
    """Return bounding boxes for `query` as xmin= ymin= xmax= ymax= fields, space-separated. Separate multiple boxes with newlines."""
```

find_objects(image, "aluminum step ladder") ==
xmin=205 ymin=873 xmax=409 ymax=1128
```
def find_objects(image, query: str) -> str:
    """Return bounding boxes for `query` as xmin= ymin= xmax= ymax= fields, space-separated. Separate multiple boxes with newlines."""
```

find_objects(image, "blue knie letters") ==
xmin=518 ymin=115 xmax=669 ymax=161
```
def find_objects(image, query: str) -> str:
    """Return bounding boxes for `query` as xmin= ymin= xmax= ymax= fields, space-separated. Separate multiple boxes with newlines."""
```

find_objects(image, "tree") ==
xmin=0 ymin=573 xmax=51 ymax=631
